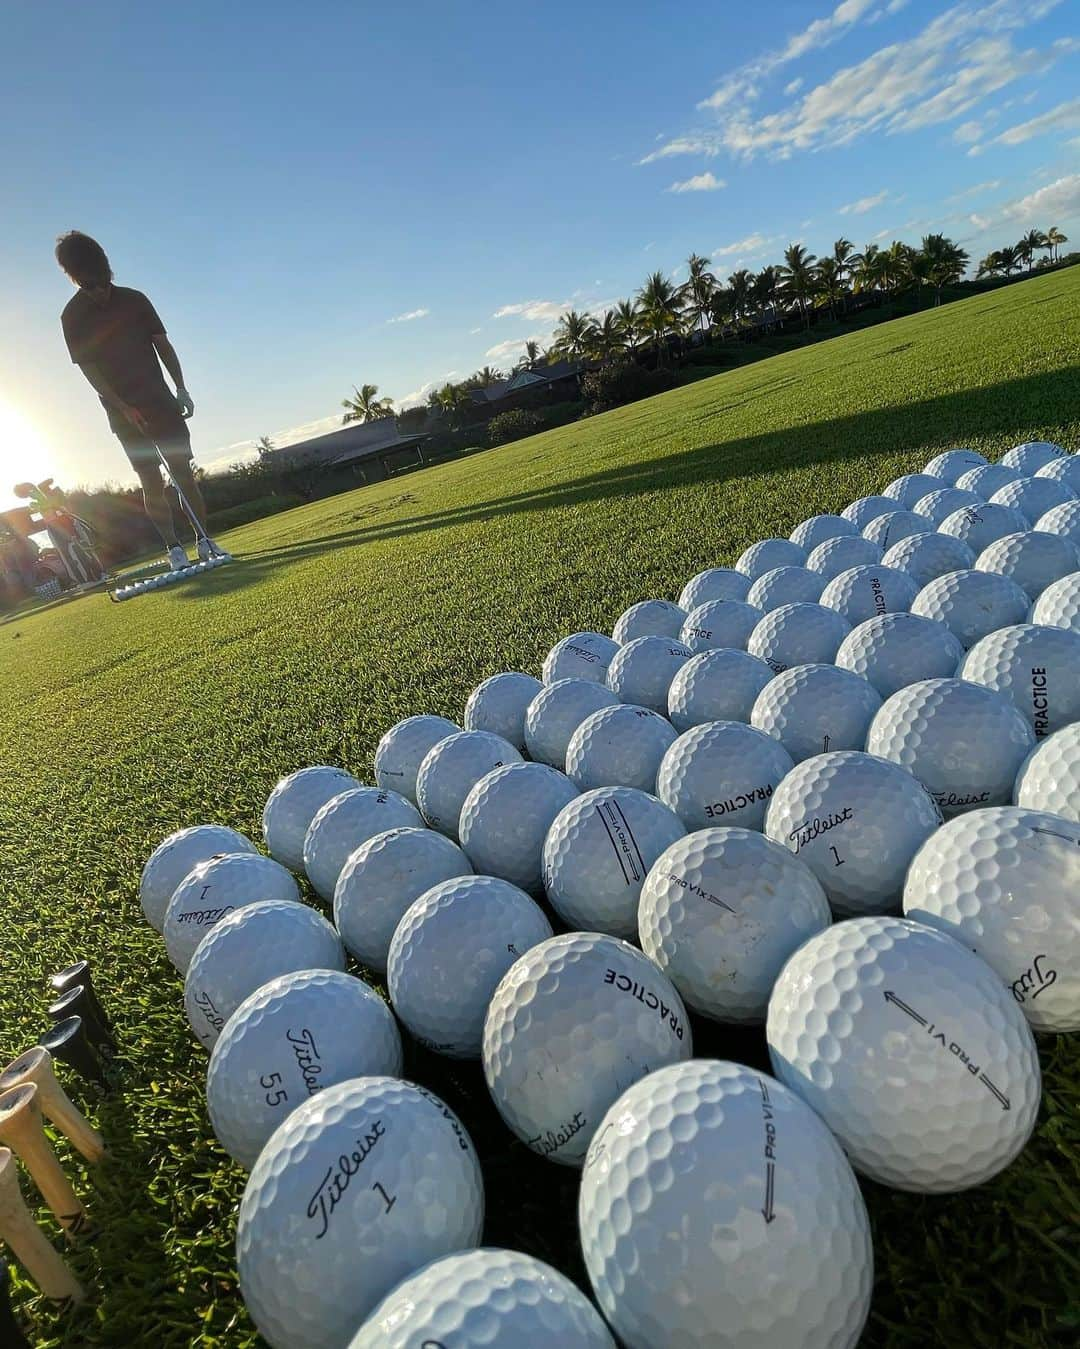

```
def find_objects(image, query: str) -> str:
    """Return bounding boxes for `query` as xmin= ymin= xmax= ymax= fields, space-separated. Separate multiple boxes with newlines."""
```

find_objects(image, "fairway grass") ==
xmin=2 ymin=266 xmax=1078 ymax=1346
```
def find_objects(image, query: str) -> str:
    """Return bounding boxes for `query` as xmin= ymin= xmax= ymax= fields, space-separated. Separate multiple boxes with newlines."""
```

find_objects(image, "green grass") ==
xmin=2 ymin=266 xmax=1078 ymax=1347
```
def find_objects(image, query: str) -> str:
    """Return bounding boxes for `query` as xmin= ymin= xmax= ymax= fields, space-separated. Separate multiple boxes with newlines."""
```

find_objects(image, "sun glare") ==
xmin=0 ymin=397 xmax=58 ymax=509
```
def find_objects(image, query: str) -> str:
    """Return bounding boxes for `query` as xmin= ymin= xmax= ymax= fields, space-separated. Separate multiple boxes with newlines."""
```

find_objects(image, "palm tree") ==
xmin=549 ymin=309 xmax=599 ymax=362
xmin=514 ymin=340 xmax=544 ymax=371
xmin=881 ymin=241 xmax=915 ymax=296
xmin=709 ymin=286 xmax=736 ymax=332
xmin=636 ymin=272 xmax=684 ymax=363
xmin=613 ymin=300 xmax=641 ymax=354
xmin=255 ymin=435 xmax=274 ymax=460
xmin=918 ymin=234 xmax=970 ymax=305
xmin=778 ymin=243 xmax=817 ymax=326
xmin=727 ymin=270 xmax=753 ymax=325
xmin=751 ymin=267 xmax=780 ymax=330
xmin=342 ymin=383 xmax=394 ymax=424
xmin=832 ymin=238 xmax=854 ymax=313
xmin=814 ymin=257 xmax=844 ymax=319
xmin=851 ymin=243 xmax=885 ymax=298
xmin=1015 ymin=229 xmax=1047 ymax=272
xmin=995 ymin=244 xmax=1020 ymax=276
xmin=1046 ymin=226 xmax=1068 ymax=263
xmin=976 ymin=251 xmax=1004 ymax=280
xmin=591 ymin=310 xmax=624 ymax=364
xmin=681 ymin=254 xmax=717 ymax=338
xmin=472 ymin=366 xmax=504 ymax=387
xmin=432 ymin=382 xmax=469 ymax=429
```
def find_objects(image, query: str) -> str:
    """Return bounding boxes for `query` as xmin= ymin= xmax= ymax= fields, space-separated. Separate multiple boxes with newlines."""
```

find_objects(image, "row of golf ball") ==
xmin=111 ymin=553 xmax=229 ymax=597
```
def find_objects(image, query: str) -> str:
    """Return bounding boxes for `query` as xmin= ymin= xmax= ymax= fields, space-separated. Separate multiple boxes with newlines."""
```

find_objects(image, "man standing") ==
xmin=56 ymin=230 xmax=227 ymax=569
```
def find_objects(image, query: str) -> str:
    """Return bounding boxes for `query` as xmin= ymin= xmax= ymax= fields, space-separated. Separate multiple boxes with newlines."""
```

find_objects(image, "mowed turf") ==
xmin=2 ymin=265 xmax=1079 ymax=1347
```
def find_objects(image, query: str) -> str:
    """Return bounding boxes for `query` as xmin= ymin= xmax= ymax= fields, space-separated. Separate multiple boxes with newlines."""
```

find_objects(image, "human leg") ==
xmin=133 ymin=459 xmax=180 ymax=548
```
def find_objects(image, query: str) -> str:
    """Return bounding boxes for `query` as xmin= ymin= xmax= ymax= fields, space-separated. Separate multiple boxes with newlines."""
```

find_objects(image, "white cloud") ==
xmin=953 ymin=119 xmax=984 ymax=143
xmin=711 ymin=232 xmax=774 ymax=257
xmin=839 ymin=188 xmax=889 ymax=215
xmin=784 ymin=77 xmax=804 ymax=95
xmin=1001 ymin=172 xmax=1080 ymax=224
xmin=637 ymin=135 xmax=720 ymax=164
xmin=492 ymin=299 xmax=568 ymax=322
xmin=668 ymin=171 xmax=726 ymax=193
xmin=469 ymin=326 xmax=482 ymax=334
xmin=484 ymin=337 xmax=533 ymax=361
xmin=947 ymin=178 xmax=1003 ymax=202
xmin=873 ymin=227 xmax=892 ymax=238
xmin=387 ymin=307 xmax=430 ymax=324
xmin=989 ymin=96 xmax=1080 ymax=146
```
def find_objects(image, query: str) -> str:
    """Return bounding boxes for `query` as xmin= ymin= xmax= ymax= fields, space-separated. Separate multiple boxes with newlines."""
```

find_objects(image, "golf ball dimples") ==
xmin=416 ymin=730 xmax=522 ymax=839
xmin=524 ymin=678 xmax=620 ymax=769
xmin=745 ymin=565 xmax=824 ymax=613
xmin=459 ymin=762 xmax=578 ymax=892
xmin=206 ymin=969 xmax=403 ymax=1169
xmin=910 ymin=568 xmax=1031 ymax=648
xmin=990 ymin=475 xmax=1075 ymax=524
xmin=1014 ymin=723 xmax=1080 ymax=822
xmin=840 ymin=495 xmax=895 ymax=529
xmin=938 ymin=503 xmax=1030 ymax=555
xmin=954 ymin=464 xmax=1020 ymax=500
xmin=1001 ymin=440 xmax=1066 ymax=474
xmin=747 ymin=601 xmax=851 ymax=673
xmin=1036 ymin=454 xmax=1080 ymax=492
xmin=679 ymin=598 xmax=763 ymax=653
xmin=923 ymin=447 xmax=988 ymax=482
xmin=883 ymin=473 xmax=947 ymax=509
xmin=482 ymin=932 xmax=692 ymax=1166
xmin=566 ymin=704 xmax=678 ymax=792
xmin=819 ymin=563 xmax=918 ymax=625
xmin=612 ymin=598 xmax=686 ymax=643
xmin=639 ymin=828 xmax=831 ymax=1022
xmin=788 ymin=513 xmax=857 ymax=551
xmin=861 ymin=510 xmax=932 ymax=551
xmin=578 ymin=1060 xmax=873 ymax=1349
xmin=766 ymin=916 xmax=1040 ymax=1191
xmin=735 ymin=537 xmax=806 ymax=580
xmin=140 ymin=824 xmax=257 ymax=932
xmin=262 ymin=765 xmax=361 ymax=872
xmin=387 ymin=875 xmax=552 ymax=1057
xmin=1030 ymin=570 xmax=1080 ymax=633
xmin=881 ymin=529 xmax=975 ymax=588
xmin=542 ymin=632 xmax=620 ymax=685
xmin=867 ymin=678 xmax=1035 ymax=816
xmin=164 ymin=852 xmax=301 ymax=972
xmin=605 ymin=636 xmax=691 ymax=712
xmin=236 ymin=1077 xmax=484 ymax=1349
xmin=542 ymin=786 xmax=686 ymax=937
xmin=667 ymin=648 xmax=774 ymax=730
xmin=976 ymin=530 xmax=1080 ymax=601
xmin=752 ymin=664 xmax=881 ymax=764
xmin=374 ymin=714 xmax=459 ymax=804
xmin=958 ymin=623 xmax=1080 ymax=737
xmin=657 ymin=720 xmax=794 ymax=831
xmin=834 ymin=611 xmax=965 ymax=697
xmin=678 ymin=566 xmax=750 ymax=608
xmin=463 ymin=672 xmax=544 ymax=752
xmin=333 ymin=826 xmax=472 ymax=971
xmin=805 ymin=534 xmax=882 ymax=580
xmin=1035 ymin=499 xmax=1080 ymax=544
xmin=904 ymin=807 xmax=1080 ymax=1032
xmin=912 ymin=486 xmax=983 ymax=525
xmin=764 ymin=750 xmax=942 ymax=915
xmin=184 ymin=899 xmax=346 ymax=1049
xmin=350 ymin=1248 xmax=615 ymax=1349
xmin=303 ymin=787 xmax=423 ymax=900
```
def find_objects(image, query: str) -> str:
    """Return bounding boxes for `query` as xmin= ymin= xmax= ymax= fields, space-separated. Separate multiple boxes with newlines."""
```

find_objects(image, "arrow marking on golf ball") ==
xmin=884 ymin=992 xmax=1011 ymax=1110
xmin=597 ymin=799 xmax=648 ymax=885
xmin=758 ymin=1077 xmax=777 ymax=1224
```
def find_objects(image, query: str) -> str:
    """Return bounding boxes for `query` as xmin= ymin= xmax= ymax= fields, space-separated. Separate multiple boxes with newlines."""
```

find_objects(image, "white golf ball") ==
xmin=374 ymin=714 xmax=459 ymax=804
xmin=605 ymin=636 xmax=691 ymax=712
xmin=303 ymin=786 xmax=423 ymax=900
xmin=912 ymin=486 xmax=983 ymax=525
xmin=657 ymin=720 xmax=794 ymax=831
xmin=819 ymin=563 xmax=918 ymax=625
xmin=524 ymin=678 xmax=620 ymax=769
xmin=459 ymin=762 xmax=578 ymax=892
xmin=1030 ymin=570 xmax=1080 ymax=633
xmin=612 ymin=598 xmax=686 ymax=643
xmin=542 ymin=786 xmax=686 ymax=937
xmin=416 ymin=730 xmax=523 ymax=839
xmin=735 ymin=537 xmax=806 ymax=580
xmin=464 ymin=672 xmax=544 ymax=752
xmin=184 ymin=898 xmax=346 ymax=1049
xmin=764 ymin=750 xmax=942 ymax=915
xmin=805 ymin=534 xmax=882 ymax=580
xmin=910 ymin=568 xmax=1031 ymax=648
xmin=954 ymin=464 xmax=1020 ymax=500
xmin=862 ymin=510 xmax=932 ymax=551
xmin=1001 ymin=440 xmax=1066 ymax=474
xmin=745 ymin=565 xmax=824 ymax=613
xmin=579 ymin=1060 xmax=872 ymax=1349
xmin=990 ymin=475 xmax=1074 ymax=524
xmin=938 ymin=503 xmax=1030 ymax=555
xmin=1035 ymin=499 xmax=1080 ymax=544
xmin=840 ymin=495 xmax=895 ymax=529
xmin=351 ymin=1248 xmax=615 ymax=1349
xmin=746 ymin=601 xmax=851 ymax=674
xmin=923 ymin=448 xmax=988 ymax=482
xmin=206 ymin=969 xmax=402 ymax=1169
xmin=565 ymin=704 xmax=678 ymax=792
xmin=333 ymin=826 xmax=472 ymax=971
xmin=678 ymin=567 xmax=750 ymax=608
xmin=834 ymin=611 xmax=965 ymax=697
xmin=542 ymin=632 xmax=621 ymax=684
xmin=752 ymin=664 xmax=881 ymax=764
xmin=975 ymin=530 xmax=1080 ymax=601
xmin=140 ymin=824 xmax=257 ymax=932
xmin=667 ymin=647 xmax=774 ymax=730
xmin=905 ymin=806 xmax=1080 ymax=1032
xmin=767 ymin=916 xmax=1040 ymax=1191
xmin=1014 ymin=723 xmax=1080 ymax=822
xmin=262 ymin=765 xmax=361 ymax=872
xmin=483 ymin=932 xmax=691 ymax=1166
xmin=958 ymin=623 xmax=1080 ymax=737
xmin=884 ymin=472 xmax=948 ymax=509
xmin=236 ymin=1077 xmax=484 ymax=1349
xmin=387 ymin=875 xmax=552 ymax=1057
xmin=639 ymin=827 xmax=831 ymax=1021
xmin=881 ymin=530 xmax=975 ymax=588
xmin=1036 ymin=455 xmax=1080 ymax=492
xmin=679 ymin=598 xmax=763 ymax=653
xmin=164 ymin=852 xmax=300 ymax=972
xmin=789 ymin=513 xmax=858 ymax=551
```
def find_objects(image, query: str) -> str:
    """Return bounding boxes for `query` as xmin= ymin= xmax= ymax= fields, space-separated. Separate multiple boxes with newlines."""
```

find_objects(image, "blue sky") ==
xmin=1 ymin=0 xmax=1077 ymax=502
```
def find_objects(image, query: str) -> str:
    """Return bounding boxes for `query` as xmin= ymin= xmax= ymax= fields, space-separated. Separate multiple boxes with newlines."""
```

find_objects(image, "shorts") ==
xmin=107 ymin=398 xmax=192 ymax=471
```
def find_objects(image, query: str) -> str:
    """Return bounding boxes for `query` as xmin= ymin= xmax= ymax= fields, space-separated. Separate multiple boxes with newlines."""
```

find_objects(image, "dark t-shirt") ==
xmin=61 ymin=285 xmax=173 ymax=410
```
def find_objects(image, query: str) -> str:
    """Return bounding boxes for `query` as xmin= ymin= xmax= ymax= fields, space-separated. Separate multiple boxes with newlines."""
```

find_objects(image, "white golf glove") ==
xmin=176 ymin=388 xmax=195 ymax=418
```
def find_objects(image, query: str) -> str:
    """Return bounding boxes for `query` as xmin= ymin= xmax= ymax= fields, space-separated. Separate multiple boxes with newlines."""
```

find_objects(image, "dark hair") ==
xmin=55 ymin=231 xmax=113 ymax=287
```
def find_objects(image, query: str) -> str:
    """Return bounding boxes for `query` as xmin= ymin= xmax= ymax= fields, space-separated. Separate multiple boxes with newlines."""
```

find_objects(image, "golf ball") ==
xmin=140 ymin=824 xmax=257 ymax=932
xmin=679 ymin=599 xmax=764 ymax=653
xmin=542 ymin=632 xmax=621 ymax=685
xmin=303 ymin=787 xmax=423 ymax=900
xmin=788 ymin=513 xmax=858 ymax=551
xmin=566 ymin=704 xmax=678 ymax=792
xmin=164 ymin=852 xmax=300 ymax=972
xmin=910 ymin=568 xmax=1031 ymax=648
xmin=819 ymin=563 xmax=918 ymax=625
xmin=612 ymin=599 xmax=686 ymax=643
xmin=862 ymin=510 xmax=932 ymax=551
xmin=834 ymin=611 xmax=965 ymax=697
xmin=1030 ymin=570 xmax=1080 ymax=633
xmin=840 ymin=495 xmax=895 ymax=529
xmin=524 ymin=678 xmax=620 ymax=769
xmin=263 ymin=766 xmax=361 ymax=872
xmin=605 ymin=636 xmax=691 ymax=712
xmin=938 ymin=503 xmax=1030 ymax=555
xmin=416 ymin=730 xmax=522 ymax=839
xmin=990 ymin=475 xmax=1074 ymax=524
xmin=924 ymin=448 xmax=988 ymax=482
xmin=667 ymin=647 xmax=774 ymax=730
xmin=374 ymin=715 xmax=459 ymax=804
xmin=1001 ymin=440 xmax=1066 ymax=474
xmin=459 ymin=762 xmax=578 ymax=892
xmin=735 ymin=538 xmax=806 ymax=580
xmin=954 ymin=464 xmax=1020 ymax=500
xmin=464 ymin=672 xmax=544 ymax=752
xmin=746 ymin=601 xmax=851 ymax=673
xmin=1035 ymin=454 xmax=1080 ymax=492
xmin=805 ymin=534 xmax=882 ymax=581
xmin=1014 ymin=723 xmax=1080 ymax=822
xmin=745 ymin=565 xmax=824 ymax=613
xmin=678 ymin=567 xmax=750 ymax=608
xmin=958 ymin=622 xmax=1080 ymax=736
xmin=752 ymin=664 xmax=881 ymax=763
xmin=884 ymin=473 xmax=949 ymax=509
xmin=912 ymin=486 xmax=983 ymax=525
xmin=881 ymin=530 xmax=975 ymax=588
xmin=1035 ymin=499 xmax=1080 ymax=545
xmin=975 ymin=530 xmax=1080 ymax=601
xmin=657 ymin=720 xmax=794 ymax=831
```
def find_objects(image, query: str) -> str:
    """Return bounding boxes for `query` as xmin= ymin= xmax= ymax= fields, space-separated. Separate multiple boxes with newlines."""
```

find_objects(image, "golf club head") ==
xmin=38 ymin=1019 xmax=108 ymax=1089
xmin=47 ymin=989 xmax=115 ymax=1059
xmin=48 ymin=962 xmax=111 ymax=1031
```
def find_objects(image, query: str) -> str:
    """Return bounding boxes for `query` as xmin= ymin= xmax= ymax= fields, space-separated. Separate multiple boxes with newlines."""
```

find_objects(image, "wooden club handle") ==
xmin=0 ymin=1050 xmax=105 ymax=1166
xmin=0 ymin=1148 xmax=84 ymax=1304
xmin=0 ymin=1087 xmax=90 ymax=1239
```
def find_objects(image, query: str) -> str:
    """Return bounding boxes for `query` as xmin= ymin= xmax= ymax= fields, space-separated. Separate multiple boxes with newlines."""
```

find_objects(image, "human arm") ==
xmin=77 ymin=361 xmax=150 ymax=433
xmin=152 ymin=334 xmax=193 ymax=417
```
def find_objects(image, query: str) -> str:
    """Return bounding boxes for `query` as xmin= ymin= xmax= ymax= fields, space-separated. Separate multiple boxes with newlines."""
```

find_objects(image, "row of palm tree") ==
xmin=976 ymin=227 xmax=1068 ymax=278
